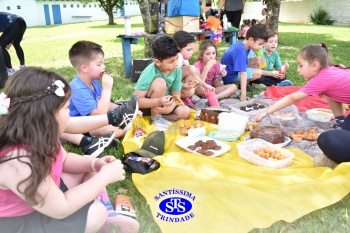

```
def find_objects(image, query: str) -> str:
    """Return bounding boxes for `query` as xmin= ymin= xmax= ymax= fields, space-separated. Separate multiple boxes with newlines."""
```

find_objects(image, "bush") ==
xmin=309 ymin=7 xmax=336 ymax=25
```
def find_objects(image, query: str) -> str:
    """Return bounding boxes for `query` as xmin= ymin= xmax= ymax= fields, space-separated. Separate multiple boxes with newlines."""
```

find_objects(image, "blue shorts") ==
xmin=223 ymin=68 xmax=254 ymax=84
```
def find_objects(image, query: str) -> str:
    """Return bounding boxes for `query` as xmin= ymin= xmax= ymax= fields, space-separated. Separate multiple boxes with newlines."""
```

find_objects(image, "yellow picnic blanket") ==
xmin=123 ymin=114 xmax=350 ymax=233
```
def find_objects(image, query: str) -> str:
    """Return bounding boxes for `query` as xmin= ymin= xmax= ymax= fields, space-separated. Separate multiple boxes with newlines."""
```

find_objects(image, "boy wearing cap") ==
xmin=134 ymin=36 xmax=191 ymax=121
xmin=221 ymin=24 xmax=268 ymax=101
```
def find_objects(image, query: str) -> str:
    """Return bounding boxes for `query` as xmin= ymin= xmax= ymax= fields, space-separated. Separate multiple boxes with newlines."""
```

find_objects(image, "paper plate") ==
xmin=175 ymin=136 xmax=231 ymax=157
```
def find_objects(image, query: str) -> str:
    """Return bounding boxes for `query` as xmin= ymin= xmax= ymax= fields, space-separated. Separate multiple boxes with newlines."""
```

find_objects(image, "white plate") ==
xmin=175 ymin=136 xmax=231 ymax=157
xmin=244 ymin=136 xmax=291 ymax=147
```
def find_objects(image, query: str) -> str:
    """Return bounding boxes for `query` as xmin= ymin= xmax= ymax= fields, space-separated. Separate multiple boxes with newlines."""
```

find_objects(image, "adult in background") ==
xmin=219 ymin=0 xmax=245 ymax=29
xmin=0 ymin=12 xmax=26 ymax=76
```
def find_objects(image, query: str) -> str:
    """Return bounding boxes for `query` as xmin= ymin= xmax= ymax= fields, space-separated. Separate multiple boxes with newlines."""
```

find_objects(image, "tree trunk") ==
xmin=107 ymin=9 xmax=115 ymax=25
xmin=138 ymin=0 xmax=160 ymax=57
xmin=265 ymin=0 xmax=281 ymax=32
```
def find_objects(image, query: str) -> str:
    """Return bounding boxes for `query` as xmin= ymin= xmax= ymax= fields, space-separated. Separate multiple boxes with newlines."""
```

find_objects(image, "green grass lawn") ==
xmin=4 ymin=16 xmax=350 ymax=233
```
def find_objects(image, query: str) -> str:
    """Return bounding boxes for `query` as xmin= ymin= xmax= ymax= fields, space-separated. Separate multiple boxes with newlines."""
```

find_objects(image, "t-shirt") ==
xmin=300 ymin=66 xmax=350 ymax=104
xmin=134 ymin=63 xmax=182 ymax=95
xmin=0 ymin=12 xmax=21 ymax=32
xmin=262 ymin=50 xmax=282 ymax=71
xmin=68 ymin=76 xmax=102 ymax=116
xmin=221 ymin=42 xmax=250 ymax=84
xmin=194 ymin=60 xmax=221 ymax=86
xmin=0 ymin=146 xmax=63 ymax=217
xmin=177 ymin=53 xmax=189 ymax=67
xmin=224 ymin=0 xmax=244 ymax=12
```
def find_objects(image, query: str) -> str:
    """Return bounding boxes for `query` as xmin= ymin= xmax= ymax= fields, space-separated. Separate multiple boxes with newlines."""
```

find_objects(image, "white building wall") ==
xmin=280 ymin=0 xmax=350 ymax=26
xmin=0 ymin=0 xmax=141 ymax=27
xmin=241 ymin=2 xmax=266 ymax=23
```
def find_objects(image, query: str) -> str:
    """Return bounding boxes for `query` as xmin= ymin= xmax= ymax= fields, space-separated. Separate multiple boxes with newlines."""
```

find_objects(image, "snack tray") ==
xmin=237 ymin=139 xmax=294 ymax=169
xmin=306 ymin=108 xmax=333 ymax=122
xmin=208 ymin=131 xmax=240 ymax=142
xmin=229 ymin=100 xmax=270 ymax=116
xmin=175 ymin=136 xmax=231 ymax=157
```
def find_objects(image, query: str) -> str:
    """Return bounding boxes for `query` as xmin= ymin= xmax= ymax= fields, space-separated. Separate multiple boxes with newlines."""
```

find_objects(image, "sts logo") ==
xmin=154 ymin=189 xmax=196 ymax=223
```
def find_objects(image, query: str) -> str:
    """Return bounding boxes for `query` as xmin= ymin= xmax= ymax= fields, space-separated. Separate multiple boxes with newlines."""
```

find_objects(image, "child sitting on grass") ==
xmin=193 ymin=40 xmax=237 ymax=106
xmin=61 ymin=41 xmax=139 ymax=158
xmin=173 ymin=30 xmax=214 ymax=107
xmin=221 ymin=24 xmax=268 ymax=101
xmin=0 ymin=67 xmax=139 ymax=233
xmin=254 ymin=31 xmax=292 ymax=87
xmin=134 ymin=36 xmax=191 ymax=121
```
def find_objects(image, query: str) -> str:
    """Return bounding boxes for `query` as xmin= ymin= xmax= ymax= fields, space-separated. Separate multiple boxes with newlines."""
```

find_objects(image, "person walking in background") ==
xmin=219 ymin=0 xmax=245 ymax=29
xmin=0 ymin=12 xmax=26 ymax=76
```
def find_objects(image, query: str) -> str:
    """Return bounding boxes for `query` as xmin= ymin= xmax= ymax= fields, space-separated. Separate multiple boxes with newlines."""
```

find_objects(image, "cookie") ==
xmin=173 ymin=96 xmax=184 ymax=106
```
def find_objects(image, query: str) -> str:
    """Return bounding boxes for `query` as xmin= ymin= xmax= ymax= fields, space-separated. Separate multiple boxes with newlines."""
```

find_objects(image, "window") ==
xmin=83 ymin=4 xmax=86 ymax=8
xmin=89 ymin=4 xmax=91 ymax=7
xmin=7 ymin=6 xmax=10 ymax=10
xmin=17 ymin=6 xmax=21 ymax=9
xmin=77 ymin=4 xmax=79 ymax=8
xmin=63 ymin=4 xmax=66 ymax=8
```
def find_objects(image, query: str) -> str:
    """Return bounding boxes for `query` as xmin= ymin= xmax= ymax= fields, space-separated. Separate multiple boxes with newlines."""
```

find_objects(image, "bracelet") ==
xmin=91 ymin=158 xmax=98 ymax=172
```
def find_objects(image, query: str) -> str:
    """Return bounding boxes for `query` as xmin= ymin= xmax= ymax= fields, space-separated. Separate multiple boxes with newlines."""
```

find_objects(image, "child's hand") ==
xmin=99 ymin=158 xmax=125 ymax=183
xmin=93 ymin=156 xmax=116 ymax=172
xmin=205 ymin=60 xmax=217 ymax=70
xmin=220 ymin=68 xmax=227 ymax=77
xmin=271 ymin=71 xmax=279 ymax=78
xmin=101 ymin=73 xmax=114 ymax=91
xmin=160 ymin=95 xmax=173 ymax=107
xmin=284 ymin=63 xmax=289 ymax=70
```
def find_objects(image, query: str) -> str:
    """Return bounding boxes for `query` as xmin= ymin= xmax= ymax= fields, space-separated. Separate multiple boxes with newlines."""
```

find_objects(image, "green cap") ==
xmin=255 ymin=49 xmax=264 ymax=56
xmin=132 ymin=131 xmax=165 ymax=158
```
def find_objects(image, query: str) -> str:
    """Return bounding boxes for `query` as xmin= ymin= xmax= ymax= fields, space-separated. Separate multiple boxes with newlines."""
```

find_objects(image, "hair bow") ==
xmin=0 ymin=92 xmax=10 ymax=115
xmin=48 ymin=80 xmax=65 ymax=97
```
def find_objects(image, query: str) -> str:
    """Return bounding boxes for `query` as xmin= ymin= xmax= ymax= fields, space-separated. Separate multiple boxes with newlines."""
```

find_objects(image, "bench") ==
xmin=72 ymin=16 xmax=92 ymax=19
xmin=117 ymin=29 xmax=238 ymax=79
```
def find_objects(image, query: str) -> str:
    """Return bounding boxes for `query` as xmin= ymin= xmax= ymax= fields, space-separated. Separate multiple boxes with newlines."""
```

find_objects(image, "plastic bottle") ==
xmin=124 ymin=16 xmax=132 ymax=36
xmin=205 ymin=89 xmax=220 ymax=107
xmin=223 ymin=14 xmax=228 ymax=30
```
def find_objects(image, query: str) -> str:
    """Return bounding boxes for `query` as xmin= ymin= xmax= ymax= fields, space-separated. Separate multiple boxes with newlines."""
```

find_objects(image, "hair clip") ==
xmin=48 ymin=80 xmax=65 ymax=97
xmin=0 ymin=92 xmax=10 ymax=115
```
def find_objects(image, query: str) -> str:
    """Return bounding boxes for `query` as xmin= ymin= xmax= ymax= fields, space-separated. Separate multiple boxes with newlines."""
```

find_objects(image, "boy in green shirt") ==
xmin=134 ymin=36 xmax=191 ymax=120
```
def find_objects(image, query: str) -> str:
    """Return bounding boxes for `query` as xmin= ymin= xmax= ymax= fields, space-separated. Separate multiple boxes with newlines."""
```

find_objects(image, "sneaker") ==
xmin=7 ymin=68 xmax=16 ymax=76
xmin=100 ymin=211 xmax=140 ymax=233
xmin=111 ymin=95 xmax=139 ymax=132
xmin=82 ymin=131 xmax=115 ymax=158
xmin=191 ymin=94 xmax=201 ymax=104
xmin=182 ymin=97 xmax=195 ymax=107
xmin=277 ymin=80 xmax=293 ymax=86
xmin=333 ymin=118 xmax=344 ymax=129
xmin=313 ymin=154 xmax=338 ymax=168
xmin=252 ymin=83 xmax=267 ymax=89
xmin=19 ymin=65 xmax=26 ymax=69
xmin=238 ymin=84 xmax=255 ymax=92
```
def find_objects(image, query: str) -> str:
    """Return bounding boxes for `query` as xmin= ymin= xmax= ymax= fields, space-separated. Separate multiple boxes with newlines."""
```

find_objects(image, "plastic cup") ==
xmin=255 ymin=49 xmax=264 ymax=56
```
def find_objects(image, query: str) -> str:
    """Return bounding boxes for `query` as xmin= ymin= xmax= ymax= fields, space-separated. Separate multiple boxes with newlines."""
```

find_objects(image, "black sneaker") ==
xmin=82 ymin=131 xmax=115 ymax=158
xmin=333 ymin=119 xmax=344 ymax=129
xmin=237 ymin=84 xmax=256 ymax=92
xmin=110 ymin=95 xmax=139 ymax=132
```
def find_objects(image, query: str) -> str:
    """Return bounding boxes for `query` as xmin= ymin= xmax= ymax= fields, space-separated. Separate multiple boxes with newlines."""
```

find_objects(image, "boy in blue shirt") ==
xmin=134 ymin=36 xmax=191 ymax=120
xmin=63 ymin=40 xmax=139 ymax=157
xmin=221 ymin=24 xmax=268 ymax=101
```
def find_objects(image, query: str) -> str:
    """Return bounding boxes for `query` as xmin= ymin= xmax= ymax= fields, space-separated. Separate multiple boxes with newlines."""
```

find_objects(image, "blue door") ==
xmin=52 ymin=5 xmax=62 ymax=24
xmin=43 ymin=4 xmax=51 ymax=25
